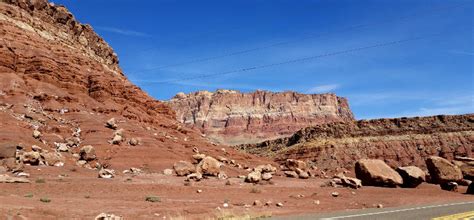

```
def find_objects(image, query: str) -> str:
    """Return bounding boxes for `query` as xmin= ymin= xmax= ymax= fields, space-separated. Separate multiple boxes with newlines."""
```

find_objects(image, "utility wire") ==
xmin=141 ymin=30 xmax=457 ymax=85
xmin=132 ymin=3 xmax=470 ymax=73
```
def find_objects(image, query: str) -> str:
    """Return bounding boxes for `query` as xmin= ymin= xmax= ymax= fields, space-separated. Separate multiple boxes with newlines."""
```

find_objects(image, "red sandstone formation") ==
xmin=238 ymin=114 xmax=474 ymax=171
xmin=0 ymin=0 xmax=260 ymax=171
xmin=167 ymin=89 xmax=354 ymax=145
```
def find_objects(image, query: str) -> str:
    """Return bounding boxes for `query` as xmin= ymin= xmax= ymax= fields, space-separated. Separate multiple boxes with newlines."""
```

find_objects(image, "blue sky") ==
xmin=54 ymin=0 xmax=473 ymax=119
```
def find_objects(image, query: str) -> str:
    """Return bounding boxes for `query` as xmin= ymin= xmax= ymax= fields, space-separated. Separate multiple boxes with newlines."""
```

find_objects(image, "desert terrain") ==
xmin=0 ymin=0 xmax=472 ymax=219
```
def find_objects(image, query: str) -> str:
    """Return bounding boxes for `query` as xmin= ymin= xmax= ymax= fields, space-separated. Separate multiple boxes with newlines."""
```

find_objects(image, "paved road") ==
xmin=272 ymin=201 xmax=474 ymax=220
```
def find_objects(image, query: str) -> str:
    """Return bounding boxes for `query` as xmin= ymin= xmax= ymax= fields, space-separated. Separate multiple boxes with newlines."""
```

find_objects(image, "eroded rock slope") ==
xmin=237 ymin=114 xmax=474 ymax=171
xmin=0 ymin=0 xmax=260 ymax=171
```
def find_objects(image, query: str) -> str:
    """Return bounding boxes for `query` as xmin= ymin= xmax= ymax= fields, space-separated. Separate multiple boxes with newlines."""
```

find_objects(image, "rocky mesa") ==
xmin=167 ymin=89 xmax=354 ymax=145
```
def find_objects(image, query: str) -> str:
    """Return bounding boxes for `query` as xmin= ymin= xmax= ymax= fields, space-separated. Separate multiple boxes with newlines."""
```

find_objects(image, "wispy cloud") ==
xmin=306 ymin=84 xmax=340 ymax=94
xmin=96 ymin=26 xmax=150 ymax=37
xmin=448 ymin=50 xmax=474 ymax=56
xmin=358 ymin=94 xmax=474 ymax=119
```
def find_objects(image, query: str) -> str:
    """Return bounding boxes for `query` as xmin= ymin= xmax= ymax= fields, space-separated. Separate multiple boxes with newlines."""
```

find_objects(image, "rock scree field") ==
xmin=0 ymin=0 xmax=472 ymax=219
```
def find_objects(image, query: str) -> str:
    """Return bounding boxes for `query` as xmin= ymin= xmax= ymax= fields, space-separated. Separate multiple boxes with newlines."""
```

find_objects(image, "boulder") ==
xmin=467 ymin=182 xmax=474 ymax=194
xmin=217 ymin=172 xmax=228 ymax=180
xmin=426 ymin=156 xmax=463 ymax=184
xmin=396 ymin=166 xmax=426 ymax=188
xmin=80 ymin=145 xmax=96 ymax=161
xmin=31 ymin=145 xmax=42 ymax=152
xmin=163 ymin=169 xmax=174 ymax=176
xmin=284 ymin=171 xmax=298 ymax=178
xmin=55 ymin=142 xmax=69 ymax=152
xmin=453 ymin=159 xmax=474 ymax=180
xmin=173 ymin=161 xmax=196 ymax=176
xmin=192 ymin=154 xmax=206 ymax=163
xmin=41 ymin=152 xmax=64 ymax=166
xmin=340 ymin=176 xmax=362 ymax=189
xmin=440 ymin=182 xmax=458 ymax=192
xmin=254 ymin=164 xmax=277 ymax=174
xmin=111 ymin=135 xmax=123 ymax=145
xmin=98 ymin=169 xmax=115 ymax=179
xmin=196 ymin=156 xmax=221 ymax=176
xmin=66 ymin=137 xmax=81 ymax=148
xmin=355 ymin=159 xmax=403 ymax=187
xmin=0 ymin=158 xmax=22 ymax=172
xmin=22 ymin=151 xmax=41 ymax=165
xmin=0 ymin=143 xmax=16 ymax=159
xmin=296 ymin=168 xmax=310 ymax=179
xmin=186 ymin=172 xmax=203 ymax=181
xmin=286 ymin=159 xmax=307 ymax=171
xmin=246 ymin=171 xmax=262 ymax=183
xmin=0 ymin=174 xmax=30 ymax=183
xmin=128 ymin=138 xmax=139 ymax=146
xmin=32 ymin=130 xmax=41 ymax=139
xmin=261 ymin=172 xmax=273 ymax=181
xmin=95 ymin=213 xmax=123 ymax=220
xmin=105 ymin=118 xmax=118 ymax=129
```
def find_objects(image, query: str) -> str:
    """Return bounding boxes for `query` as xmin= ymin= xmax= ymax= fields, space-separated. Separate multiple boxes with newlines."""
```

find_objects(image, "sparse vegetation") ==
xmin=145 ymin=196 xmax=161 ymax=203
xmin=35 ymin=178 xmax=46 ymax=183
xmin=250 ymin=187 xmax=262 ymax=194
xmin=40 ymin=197 xmax=51 ymax=203
xmin=24 ymin=193 xmax=33 ymax=198
xmin=215 ymin=210 xmax=272 ymax=220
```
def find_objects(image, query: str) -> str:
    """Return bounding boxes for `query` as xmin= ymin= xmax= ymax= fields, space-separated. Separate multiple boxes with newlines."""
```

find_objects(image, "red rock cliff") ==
xmin=238 ymin=114 xmax=474 ymax=171
xmin=167 ymin=89 xmax=354 ymax=145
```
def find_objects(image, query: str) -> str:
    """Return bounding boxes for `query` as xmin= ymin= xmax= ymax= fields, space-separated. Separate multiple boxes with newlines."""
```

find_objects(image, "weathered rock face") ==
xmin=238 ymin=114 xmax=474 ymax=171
xmin=0 ymin=0 xmax=173 ymax=120
xmin=167 ymin=90 xmax=354 ymax=145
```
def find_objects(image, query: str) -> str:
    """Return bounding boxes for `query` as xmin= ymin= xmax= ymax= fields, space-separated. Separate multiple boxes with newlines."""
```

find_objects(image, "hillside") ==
xmin=0 ymin=0 xmax=261 ymax=172
xmin=237 ymin=114 xmax=474 ymax=171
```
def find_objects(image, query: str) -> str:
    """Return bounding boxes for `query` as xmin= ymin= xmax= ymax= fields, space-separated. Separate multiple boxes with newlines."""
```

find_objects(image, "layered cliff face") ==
xmin=0 ymin=0 xmax=258 ymax=169
xmin=167 ymin=89 xmax=354 ymax=145
xmin=237 ymin=114 xmax=474 ymax=171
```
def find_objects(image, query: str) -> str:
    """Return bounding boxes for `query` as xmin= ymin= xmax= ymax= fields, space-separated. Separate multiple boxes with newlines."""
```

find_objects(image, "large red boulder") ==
xmin=425 ymin=156 xmax=463 ymax=184
xmin=396 ymin=166 xmax=426 ymax=188
xmin=355 ymin=159 xmax=403 ymax=187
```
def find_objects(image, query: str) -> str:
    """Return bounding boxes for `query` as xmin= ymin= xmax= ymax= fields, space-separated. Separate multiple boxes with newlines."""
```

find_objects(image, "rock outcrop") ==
xmin=167 ymin=90 xmax=354 ymax=145
xmin=238 ymin=114 xmax=474 ymax=171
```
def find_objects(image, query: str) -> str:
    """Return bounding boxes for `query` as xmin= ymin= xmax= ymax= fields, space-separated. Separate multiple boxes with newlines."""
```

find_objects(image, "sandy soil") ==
xmin=1 ymin=165 xmax=471 ymax=220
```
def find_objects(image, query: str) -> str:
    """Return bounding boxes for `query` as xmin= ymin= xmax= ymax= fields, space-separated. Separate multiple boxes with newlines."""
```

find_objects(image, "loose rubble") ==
xmin=245 ymin=164 xmax=277 ymax=183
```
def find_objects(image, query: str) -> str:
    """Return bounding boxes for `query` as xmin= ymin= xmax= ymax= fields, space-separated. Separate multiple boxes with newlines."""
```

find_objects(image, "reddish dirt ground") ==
xmin=1 ymin=165 xmax=472 ymax=219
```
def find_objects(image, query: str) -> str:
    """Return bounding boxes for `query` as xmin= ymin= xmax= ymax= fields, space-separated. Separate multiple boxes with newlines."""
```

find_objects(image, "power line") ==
xmin=141 ymin=31 xmax=454 ymax=85
xmin=131 ymin=3 xmax=470 ymax=73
